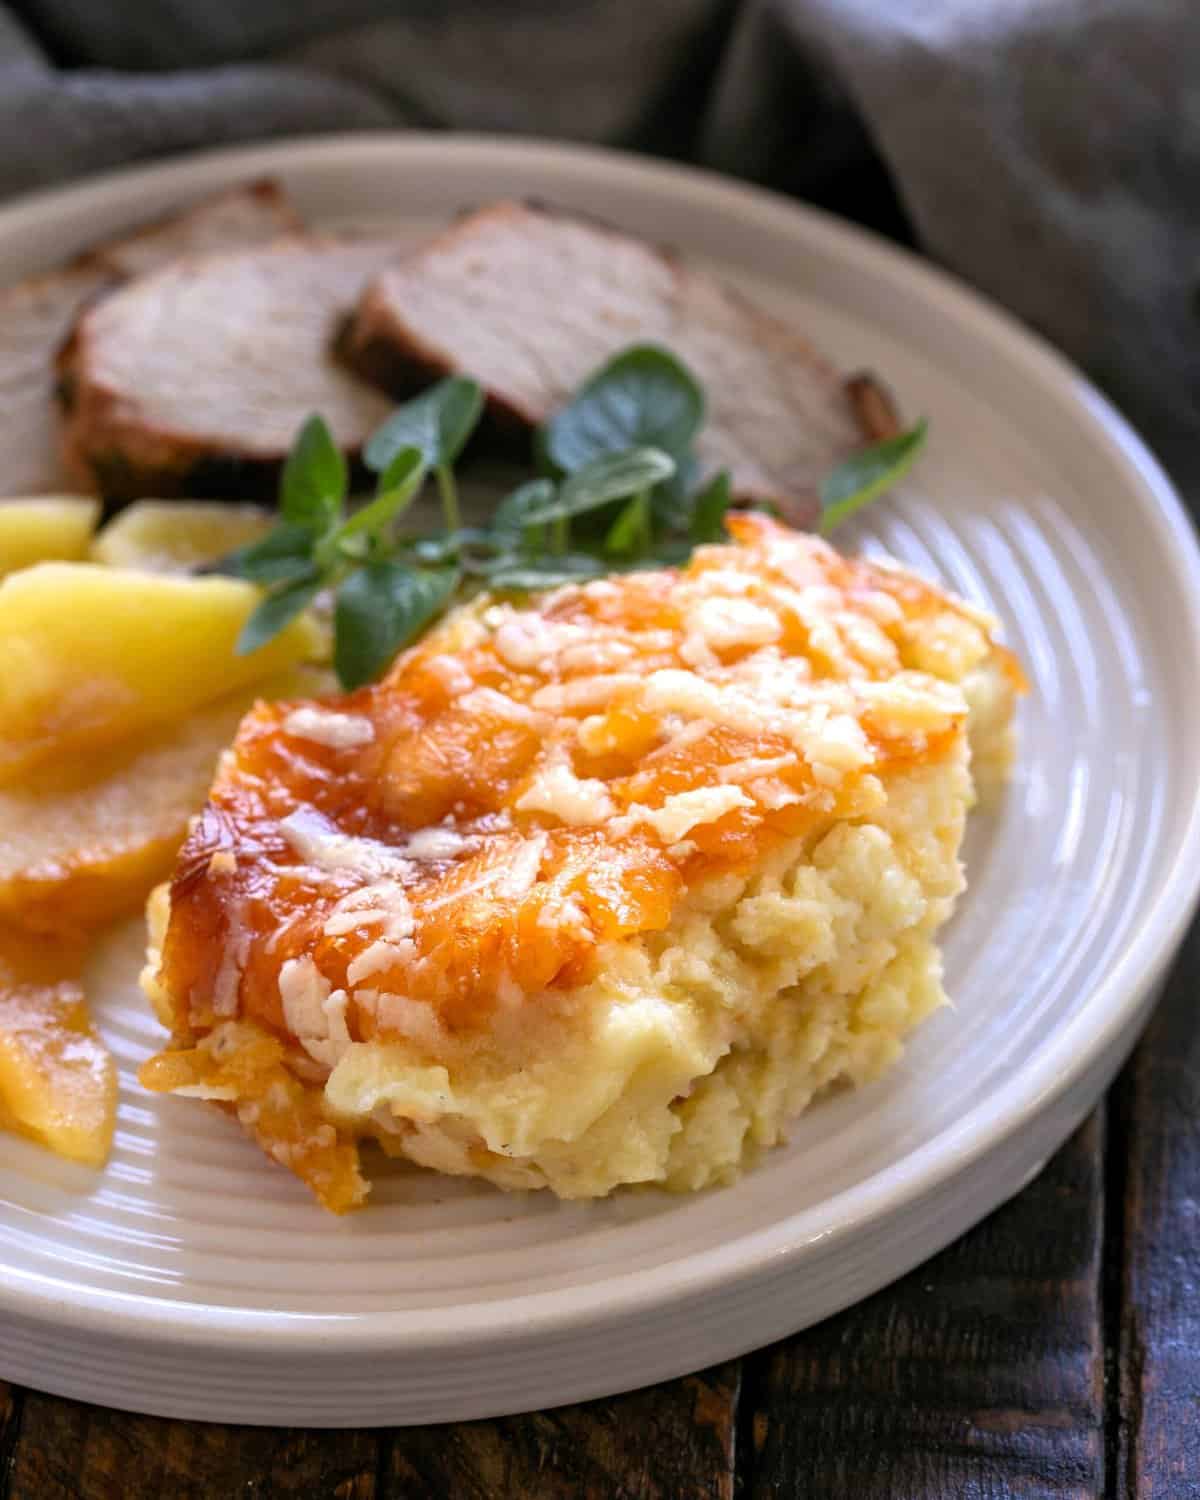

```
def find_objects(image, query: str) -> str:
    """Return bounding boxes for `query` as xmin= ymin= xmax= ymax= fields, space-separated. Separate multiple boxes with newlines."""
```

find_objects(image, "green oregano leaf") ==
xmin=319 ymin=445 xmax=428 ymax=568
xmin=333 ymin=562 xmax=459 ymax=689
xmin=819 ymin=420 xmax=927 ymax=535
xmin=542 ymin=345 xmax=704 ymax=473
xmin=363 ymin=377 xmax=485 ymax=473
xmin=235 ymin=571 xmax=324 ymax=657
xmin=520 ymin=448 xmax=676 ymax=526
xmin=280 ymin=414 xmax=346 ymax=529
xmin=689 ymin=469 xmax=733 ymax=543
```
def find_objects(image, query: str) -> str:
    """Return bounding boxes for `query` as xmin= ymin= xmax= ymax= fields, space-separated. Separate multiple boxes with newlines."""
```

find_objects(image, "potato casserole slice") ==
xmin=140 ymin=515 xmax=1022 ymax=1211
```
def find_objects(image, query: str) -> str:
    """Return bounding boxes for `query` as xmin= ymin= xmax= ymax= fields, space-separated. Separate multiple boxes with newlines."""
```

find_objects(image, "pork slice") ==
xmin=0 ymin=266 xmax=108 ymax=495
xmin=0 ymin=179 xmax=302 ymax=497
xmin=343 ymin=202 xmax=885 ymax=527
xmin=59 ymin=237 xmax=404 ymax=500
xmin=78 ymin=178 xmax=301 ymax=280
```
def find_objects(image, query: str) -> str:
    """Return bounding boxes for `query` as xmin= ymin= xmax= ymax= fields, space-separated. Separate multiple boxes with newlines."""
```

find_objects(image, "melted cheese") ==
xmin=622 ymin=786 xmax=754 ymax=842
xmin=283 ymin=706 xmax=375 ymax=749
xmin=515 ymin=760 xmax=617 ymax=826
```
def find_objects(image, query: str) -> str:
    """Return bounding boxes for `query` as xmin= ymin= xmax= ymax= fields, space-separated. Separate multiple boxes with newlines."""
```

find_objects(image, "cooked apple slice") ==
xmin=0 ymin=668 xmax=333 ymax=939
xmin=91 ymin=500 xmax=272 ymax=572
xmin=0 ymin=691 xmax=249 ymax=937
xmin=0 ymin=562 xmax=322 ymax=783
xmin=0 ymin=929 xmax=116 ymax=1167
xmin=0 ymin=497 xmax=100 ymax=575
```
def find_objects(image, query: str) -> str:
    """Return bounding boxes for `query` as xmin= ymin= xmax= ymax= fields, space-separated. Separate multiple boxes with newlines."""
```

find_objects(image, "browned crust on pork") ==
xmin=845 ymin=371 xmax=902 ymax=443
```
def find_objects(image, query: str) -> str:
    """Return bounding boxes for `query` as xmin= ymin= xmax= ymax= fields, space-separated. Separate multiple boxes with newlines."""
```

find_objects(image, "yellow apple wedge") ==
xmin=0 ymin=562 xmax=322 ymax=783
xmin=0 ymin=497 xmax=101 ymax=575
xmin=0 ymin=668 xmax=334 ymax=939
xmin=90 ymin=500 xmax=272 ymax=572
xmin=0 ymin=929 xmax=116 ymax=1168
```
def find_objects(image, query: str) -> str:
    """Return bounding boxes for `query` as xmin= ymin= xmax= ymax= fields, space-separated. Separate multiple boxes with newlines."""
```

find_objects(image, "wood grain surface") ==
xmin=385 ymin=1364 xmax=739 ymax=1500
xmin=1113 ymin=921 xmax=1200 ymax=1500
xmin=741 ymin=1113 xmax=1106 ymax=1500
xmin=2 ymin=1395 xmax=381 ymax=1500
xmin=2 ymin=929 xmax=1197 ymax=1500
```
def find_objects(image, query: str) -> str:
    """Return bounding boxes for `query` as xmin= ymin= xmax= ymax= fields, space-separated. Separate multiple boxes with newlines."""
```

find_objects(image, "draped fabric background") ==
xmin=2 ymin=0 xmax=1196 ymax=487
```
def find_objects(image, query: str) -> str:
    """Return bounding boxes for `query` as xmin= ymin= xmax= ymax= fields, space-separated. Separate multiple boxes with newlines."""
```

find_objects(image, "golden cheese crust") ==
xmin=141 ymin=516 xmax=1023 ymax=1209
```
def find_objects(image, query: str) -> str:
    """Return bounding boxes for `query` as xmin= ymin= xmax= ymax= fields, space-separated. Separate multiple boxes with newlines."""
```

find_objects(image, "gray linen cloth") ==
xmin=1 ymin=0 xmax=1195 ymax=484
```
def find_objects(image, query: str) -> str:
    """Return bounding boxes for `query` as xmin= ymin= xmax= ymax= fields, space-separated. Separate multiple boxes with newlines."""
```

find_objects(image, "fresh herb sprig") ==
xmin=228 ymin=413 xmax=436 ymax=685
xmin=223 ymin=346 xmax=924 ymax=690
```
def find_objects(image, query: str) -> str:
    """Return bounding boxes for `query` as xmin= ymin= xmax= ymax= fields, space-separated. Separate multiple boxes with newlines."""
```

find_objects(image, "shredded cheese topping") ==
xmin=156 ymin=515 xmax=1016 ymax=1040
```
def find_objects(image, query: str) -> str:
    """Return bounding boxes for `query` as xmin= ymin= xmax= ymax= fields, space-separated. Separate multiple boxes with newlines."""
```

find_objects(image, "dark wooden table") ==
xmin=3 ymin=916 xmax=1196 ymax=1500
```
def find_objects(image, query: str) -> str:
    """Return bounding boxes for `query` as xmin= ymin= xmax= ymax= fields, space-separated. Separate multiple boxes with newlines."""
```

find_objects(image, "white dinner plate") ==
xmin=2 ymin=135 xmax=1199 ymax=1427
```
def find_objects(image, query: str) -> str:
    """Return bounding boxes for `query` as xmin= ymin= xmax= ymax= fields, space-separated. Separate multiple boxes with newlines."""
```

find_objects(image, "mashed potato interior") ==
xmin=329 ymin=751 xmax=967 ymax=1197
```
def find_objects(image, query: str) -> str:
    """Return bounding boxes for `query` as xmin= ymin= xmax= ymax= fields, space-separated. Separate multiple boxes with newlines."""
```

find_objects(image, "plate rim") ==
xmin=4 ymin=130 xmax=1200 ymax=1357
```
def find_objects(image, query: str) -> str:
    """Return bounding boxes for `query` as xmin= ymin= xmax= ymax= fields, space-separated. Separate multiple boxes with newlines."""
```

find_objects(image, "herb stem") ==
xmin=312 ymin=533 xmax=339 ymax=574
xmin=634 ymin=488 xmax=651 ymax=552
xmin=552 ymin=514 xmax=569 ymax=555
xmin=435 ymin=465 xmax=461 ymax=535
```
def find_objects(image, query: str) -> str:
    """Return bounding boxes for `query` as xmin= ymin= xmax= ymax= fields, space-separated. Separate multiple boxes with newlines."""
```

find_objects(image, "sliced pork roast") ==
xmin=343 ymin=202 xmax=893 ymax=527
xmin=80 ymin=179 xmax=300 ymax=281
xmin=0 ymin=180 xmax=300 ymax=496
xmin=59 ymin=237 xmax=405 ymax=500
